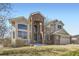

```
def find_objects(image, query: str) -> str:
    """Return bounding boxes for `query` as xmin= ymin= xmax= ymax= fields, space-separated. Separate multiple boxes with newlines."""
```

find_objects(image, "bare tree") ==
xmin=44 ymin=18 xmax=50 ymax=33
xmin=0 ymin=3 xmax=12 ymax=39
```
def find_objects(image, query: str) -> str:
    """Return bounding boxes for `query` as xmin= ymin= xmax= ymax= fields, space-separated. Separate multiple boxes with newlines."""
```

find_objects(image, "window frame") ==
xmin=58 ymin=25 xmax=62 ymax=29
xmin=18 ymin=24 xmax=27 ymax=30
xmin=18 ymin=31 xmax=28 ymax=39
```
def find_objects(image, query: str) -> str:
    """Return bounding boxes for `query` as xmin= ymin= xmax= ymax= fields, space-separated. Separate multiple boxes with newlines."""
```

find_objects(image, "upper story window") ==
xmin=18 ymin=24 xmax=27 ymax=30
xmin=58 ymin=25 xmax=62 ymax=29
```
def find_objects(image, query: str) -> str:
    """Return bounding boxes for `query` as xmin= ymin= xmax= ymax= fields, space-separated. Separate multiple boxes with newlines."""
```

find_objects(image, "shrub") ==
xmin=62 ymin=49 xmax=79 ymax=56
xmin=16 ymin=39 xmax=28 ymax=47
xmin=0 ymin=39 xmax=4 ymax=44
xmin=2 ymin=39 xmax=12 ymax=47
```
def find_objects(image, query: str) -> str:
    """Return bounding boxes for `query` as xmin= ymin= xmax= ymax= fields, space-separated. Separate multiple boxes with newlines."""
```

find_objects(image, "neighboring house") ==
xmin=45 ymin=20 xmax=71 ymax=45
xmin=9 ymin=12 xmax=71 ymax=46
xmin=72 ymin=35 xmax=79 ymax=44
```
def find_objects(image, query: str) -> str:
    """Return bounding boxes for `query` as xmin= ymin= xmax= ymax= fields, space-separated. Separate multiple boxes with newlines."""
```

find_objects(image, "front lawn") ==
xmin=0 ymin=44 xmax=79 ymax=56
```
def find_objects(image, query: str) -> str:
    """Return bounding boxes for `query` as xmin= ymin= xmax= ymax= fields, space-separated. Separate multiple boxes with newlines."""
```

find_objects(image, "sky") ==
xmin=11 ymin=3 xmax=79 ymax=35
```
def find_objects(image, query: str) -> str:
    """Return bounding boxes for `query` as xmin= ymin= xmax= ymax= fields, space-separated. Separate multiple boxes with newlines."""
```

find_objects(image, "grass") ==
xmin=0 ymin=44 xmax=79 ymax=56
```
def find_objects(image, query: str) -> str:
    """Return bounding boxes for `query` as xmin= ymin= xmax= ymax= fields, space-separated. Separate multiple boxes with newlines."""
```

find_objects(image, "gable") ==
xmin=52 ymin=29 xmax=70 ymax=35
xmin=10 ymin=17 xmax=28 ymax=25
xmin=29 ymin=12 xmax=44 ymax=22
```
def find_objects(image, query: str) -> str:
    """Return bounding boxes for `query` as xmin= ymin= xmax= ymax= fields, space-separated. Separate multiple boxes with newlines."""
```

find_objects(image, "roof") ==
xmin=47 ymin=19 xmax=64 ymax=26
xmin=9 ymin=16 xmax=27 ymax=23
xmin=72 ymin=35 xmax=79 ymax=38
xmin=11 ymin=16 xmax=27 ymax=20
xmin=29 ymin=12 xmax=45 ymax=19
xmin=50 ymin=29 xmax=70 ymax=35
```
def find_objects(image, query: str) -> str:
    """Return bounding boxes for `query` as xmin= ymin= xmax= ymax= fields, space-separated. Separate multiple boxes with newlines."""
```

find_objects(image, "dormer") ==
xmin=54 ymin=20 xmax=64 ymax=31
xmin=46 ymin=19 xmax=64 ymax=32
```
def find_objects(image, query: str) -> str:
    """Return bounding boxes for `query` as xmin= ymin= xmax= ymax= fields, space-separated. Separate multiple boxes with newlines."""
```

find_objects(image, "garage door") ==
xmin=60 ymin=36 xmax=70 ymax=45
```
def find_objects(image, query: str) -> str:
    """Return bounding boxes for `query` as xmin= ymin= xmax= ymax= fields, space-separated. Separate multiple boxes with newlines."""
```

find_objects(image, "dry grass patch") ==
xmin=0 ymin=44 xmax=79 ymax=56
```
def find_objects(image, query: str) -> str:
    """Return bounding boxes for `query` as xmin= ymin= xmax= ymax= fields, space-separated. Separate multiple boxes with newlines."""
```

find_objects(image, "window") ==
xmin=34 ymin=25 xmax=37 ymax=32
xmin=18 ymin=24 xmax=27 ymax=30
xmin=58 ymin=25 xmax=62 ymax=29
xmin=18 ymin=31 xmax=27 ymax=39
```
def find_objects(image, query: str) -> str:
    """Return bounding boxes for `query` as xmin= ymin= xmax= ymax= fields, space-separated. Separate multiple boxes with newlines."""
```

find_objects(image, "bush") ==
xmin=16 ymin=39 xmax=28 ymax=47
xmin=62 ymin=49 xmax=79 ymax=56
xmin=0 ymin=38 xmax=12 ymax=47
xmin=0 ymin=38 xmax=29 ymax=47
xmin=2 ymin=39 xmax=12 ymax=47
xmin=0 ymin=39 xmax=4 ymax=44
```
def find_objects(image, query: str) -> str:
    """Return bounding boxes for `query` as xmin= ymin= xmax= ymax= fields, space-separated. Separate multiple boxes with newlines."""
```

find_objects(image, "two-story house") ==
xmin=10 ymin=12 xmax=71 ymax=46
xmin=45 ymin=20 xmax=71 ymax=45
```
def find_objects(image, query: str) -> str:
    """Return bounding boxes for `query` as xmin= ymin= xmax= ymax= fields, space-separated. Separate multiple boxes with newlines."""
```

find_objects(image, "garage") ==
xmin=60 ymin=36 xmax=70 ymax=45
